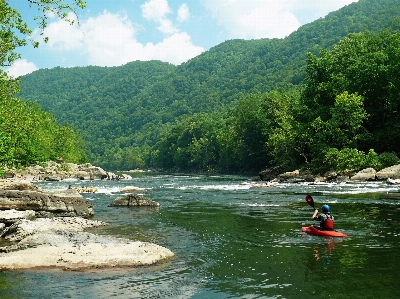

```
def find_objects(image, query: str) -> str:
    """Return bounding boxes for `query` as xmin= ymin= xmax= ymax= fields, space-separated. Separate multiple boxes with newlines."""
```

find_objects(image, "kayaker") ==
xmin=311 ymin=204 xmax=334 ymax=230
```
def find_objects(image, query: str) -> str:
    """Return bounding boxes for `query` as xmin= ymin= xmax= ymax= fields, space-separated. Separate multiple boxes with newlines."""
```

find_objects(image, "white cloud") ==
xmin=157 ymin=18 xmax=179 ymax=35
xmin=200 ymin=0 xmax=359 ymax=39
xmin=6 ymin=59 xmax=38 ymax=77
xmin=36 ymin=13 xmax=84 ymax=51
xmin=146 ymin=32 xmax=204 ymax=65
xmin=141 ymin=0 xmax=179 ymax=34
xmin=177 ymin=4 xmax=190 ymax=22
xmin=142 ymin=0 xmax=172 ymax=22
xmin=37 ymin=10 xmax=203 ymax=66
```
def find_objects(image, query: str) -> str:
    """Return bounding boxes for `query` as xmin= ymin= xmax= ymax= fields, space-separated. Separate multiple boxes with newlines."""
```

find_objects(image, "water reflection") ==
xmin=308 ymin=239 xmax=339 ymax=268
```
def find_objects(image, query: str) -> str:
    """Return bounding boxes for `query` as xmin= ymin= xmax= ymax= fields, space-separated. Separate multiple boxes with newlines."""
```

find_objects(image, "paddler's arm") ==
xmin=311 ymin=209 xmax=318 ymax=220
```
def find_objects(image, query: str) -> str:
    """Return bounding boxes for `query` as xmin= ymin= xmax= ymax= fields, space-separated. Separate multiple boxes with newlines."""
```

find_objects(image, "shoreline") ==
xmin=0 ymin=172 xmax=174 ymax=271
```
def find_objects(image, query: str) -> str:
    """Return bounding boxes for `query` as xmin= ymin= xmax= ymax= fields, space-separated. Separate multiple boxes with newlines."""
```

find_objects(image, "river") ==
xmin=1 ymin=173 xmax=400 ymax=299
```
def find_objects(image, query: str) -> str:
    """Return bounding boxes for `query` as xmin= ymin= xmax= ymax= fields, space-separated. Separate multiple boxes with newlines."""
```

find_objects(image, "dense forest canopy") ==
xmin=268 ymin=30 xmax=400 ymax=173
xmin=0 ymin=1 xmax=88 ymax=170
xmin=16 ymin=0 xmax=400 ymax=173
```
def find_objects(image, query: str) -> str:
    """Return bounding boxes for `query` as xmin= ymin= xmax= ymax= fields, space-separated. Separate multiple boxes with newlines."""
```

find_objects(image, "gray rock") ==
xmin=350 ymin=168 xmax=377 ymax=181
xmin=0 ymin=180 xmax=39 ymax=191
xmin=1 ymin=217 xmax=109 ymax=242
xmin=387 ymin=178 xmax=400 ymax=185
xmin=324 ymin=171 xmax=338 ymax=182
xmin=78 ymin=163 xmax=108 ymax=180
xmin=0 ymin=209 xmax=36 ymax=224
xmin=376 ymin=164 xmax=400 ymax=180
xmin=0 ymin=189 xmax=94 ymax=218
xmin=119 ymin=186 xmax=146 ymax=192
xmin=259 ymin=166 xmax=286 ymax=181
xmin=0 ymin=231 xmax=174 ymax=270
xmin=1 ymin=161 xmax=111 ymax=181
xmin=119 ymin=173 xmax=132 ymax=180
xmin=108 ymin=194 xmax=160 ymax=207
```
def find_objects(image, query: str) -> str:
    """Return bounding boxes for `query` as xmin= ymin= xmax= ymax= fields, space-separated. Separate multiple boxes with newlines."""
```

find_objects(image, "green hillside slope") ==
xmin=17 ymin=0 xmax=400 ymax=170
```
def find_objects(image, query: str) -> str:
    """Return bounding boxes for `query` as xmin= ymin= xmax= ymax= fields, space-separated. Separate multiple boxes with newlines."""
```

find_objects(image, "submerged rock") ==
xmin=119 ymin=186 xmax=146 ymax=192
xmin=108 ymin=194 xmax=160 ymax=207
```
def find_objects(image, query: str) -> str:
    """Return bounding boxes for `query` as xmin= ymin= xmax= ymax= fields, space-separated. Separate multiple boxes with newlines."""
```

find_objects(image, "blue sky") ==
xmin=6 ymin=0 xmax=359 ymax=77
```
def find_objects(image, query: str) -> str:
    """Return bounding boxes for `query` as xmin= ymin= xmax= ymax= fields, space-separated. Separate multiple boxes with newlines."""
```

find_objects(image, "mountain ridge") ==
xmin=17 ymin=0 xmax=400 ymax=169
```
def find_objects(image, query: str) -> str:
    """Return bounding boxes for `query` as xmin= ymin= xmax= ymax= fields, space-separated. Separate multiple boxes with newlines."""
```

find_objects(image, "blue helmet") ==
xmin=322 ymin=204 xmax=330 ymax=212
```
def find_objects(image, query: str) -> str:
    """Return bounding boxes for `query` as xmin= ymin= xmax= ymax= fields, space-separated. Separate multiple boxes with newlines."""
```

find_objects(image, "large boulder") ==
xmin=350 ymin=168 xmax=377 ymax=181
xmin=109 ymin=194 xmax=160 ymax=207
xmin=0 ymin=189 xmax=94 ymax=218
xmin=376 ymin=164 xmax=400 ymax=180
xmin=77 ymin=163 xmax=108 ymax=180
xmin=0 ymin=218 xmax=174 ymax=270
xmin=277 ymin=170 xmax=315 ymax=183
xmin=0 ymin=230 xmax=174 ymax=270
xmin=259 ymin=166 xmax=286 ymax=181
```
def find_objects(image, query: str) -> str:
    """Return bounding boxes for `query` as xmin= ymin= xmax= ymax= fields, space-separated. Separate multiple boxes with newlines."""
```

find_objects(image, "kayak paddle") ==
xmin=305 ymin=194 xmax=316 ymax=210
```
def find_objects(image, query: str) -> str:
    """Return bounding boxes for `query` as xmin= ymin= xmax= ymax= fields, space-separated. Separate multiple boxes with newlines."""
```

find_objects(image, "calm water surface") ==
xmin=1 ymin=173 xmax=400 ymax=299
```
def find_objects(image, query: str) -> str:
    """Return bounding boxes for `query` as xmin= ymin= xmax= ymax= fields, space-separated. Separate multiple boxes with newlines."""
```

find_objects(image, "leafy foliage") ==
xmin=295 ymin=30 xmax=400 ymax=172
xmin=0 ymin=96 xmax=88 ymax=167
xmin=15 ymin=0 xmax=400 ymax=172
xmin=324 ymin=148 xmax=381 ymax=172
xmin=0 ymin=1 xmax=88 ymax=168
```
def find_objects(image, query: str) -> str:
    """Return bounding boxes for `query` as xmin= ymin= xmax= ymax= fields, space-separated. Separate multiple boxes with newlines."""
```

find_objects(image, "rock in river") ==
xmin=108 ymin=194 xmax=160 ymax=207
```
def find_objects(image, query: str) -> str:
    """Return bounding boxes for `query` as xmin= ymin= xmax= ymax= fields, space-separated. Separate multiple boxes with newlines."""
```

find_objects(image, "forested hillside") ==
xmin=18 ymin=0 xmax=400 ymax=172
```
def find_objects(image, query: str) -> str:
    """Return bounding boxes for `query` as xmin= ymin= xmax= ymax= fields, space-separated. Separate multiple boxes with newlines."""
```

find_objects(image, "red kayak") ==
xmin=302 ymin=226 xmax=347 ymax=237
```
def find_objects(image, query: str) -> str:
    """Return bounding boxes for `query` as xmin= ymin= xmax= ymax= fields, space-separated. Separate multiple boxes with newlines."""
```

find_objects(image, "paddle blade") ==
xmin=305 ymin=194 xmax=315 ymax=209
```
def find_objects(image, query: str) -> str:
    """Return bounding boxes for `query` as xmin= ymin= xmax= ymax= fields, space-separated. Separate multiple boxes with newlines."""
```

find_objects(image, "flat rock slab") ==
xmin=2 ymin=217 xmax=109 ymax=242
xmin=0 ymin=209 xmax=36 ymax=224
xmin=0 ymin=230 xmax=174 ymax=270
xmin=0 ymin=189 xmax=94 ymax=218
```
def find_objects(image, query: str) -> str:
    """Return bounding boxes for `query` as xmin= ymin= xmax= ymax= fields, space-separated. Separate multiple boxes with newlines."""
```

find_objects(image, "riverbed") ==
xmin=1 ymin=173 xmax=399 ymax=298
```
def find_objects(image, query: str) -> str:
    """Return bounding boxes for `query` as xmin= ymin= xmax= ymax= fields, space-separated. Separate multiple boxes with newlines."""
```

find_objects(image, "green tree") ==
xmin=302 ymin=31 xmax=400 ymax=154
xmin=265 ymin=88 xmax=305 ymax=169
xmin=1 ymin=0 xmax=86 ymax=72
xmin=303 ymin=92 xmax=368 ymax=170
xmin=227 ymin=94 xmax=272 ymax=171
xmin=0 ymin=0 xmax=87 ymax=168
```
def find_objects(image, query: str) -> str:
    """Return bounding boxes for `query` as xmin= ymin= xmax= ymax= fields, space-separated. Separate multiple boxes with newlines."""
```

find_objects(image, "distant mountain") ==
xmin=18 ymin=0 xmax=400 ymax=168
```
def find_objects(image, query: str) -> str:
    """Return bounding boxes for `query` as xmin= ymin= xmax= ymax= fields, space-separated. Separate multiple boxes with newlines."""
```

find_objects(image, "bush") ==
xmin=324 ymin=148 xmax=381 ymax=172
xmin=378 ymin=152 xmax=400 ymax=169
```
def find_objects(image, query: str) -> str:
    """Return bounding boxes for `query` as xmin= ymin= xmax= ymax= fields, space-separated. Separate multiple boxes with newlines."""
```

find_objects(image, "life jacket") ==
xmin=324 ymin=219 xmax=334 ymax=230
xmin=322 ymin=213 xmax=334 ymax=230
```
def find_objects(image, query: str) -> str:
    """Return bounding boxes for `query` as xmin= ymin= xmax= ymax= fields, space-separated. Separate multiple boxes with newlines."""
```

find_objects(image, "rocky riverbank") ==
xmin=1 ymin=161 xmax=128 ymax=182
xmin=0 ymin=169 xmax=174 ymax=271
xmin=259 ymin=164 xmax=400 ymax=184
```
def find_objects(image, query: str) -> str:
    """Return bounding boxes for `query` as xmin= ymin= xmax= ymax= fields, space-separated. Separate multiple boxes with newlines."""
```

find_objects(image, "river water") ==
xmin=1 ymin=173 xmax=400 ymax=299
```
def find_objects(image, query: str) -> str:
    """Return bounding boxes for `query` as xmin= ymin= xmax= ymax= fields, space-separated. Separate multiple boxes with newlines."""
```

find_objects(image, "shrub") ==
xmin=378 ymin=152 xmax=400 ymax=169
xmin=324 ymin=148 xmax=382 ymax=172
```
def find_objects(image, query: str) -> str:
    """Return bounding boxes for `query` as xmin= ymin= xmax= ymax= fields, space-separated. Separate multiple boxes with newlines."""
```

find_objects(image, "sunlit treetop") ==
xmin=1 ymin=0 xmax=86 ymax=68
